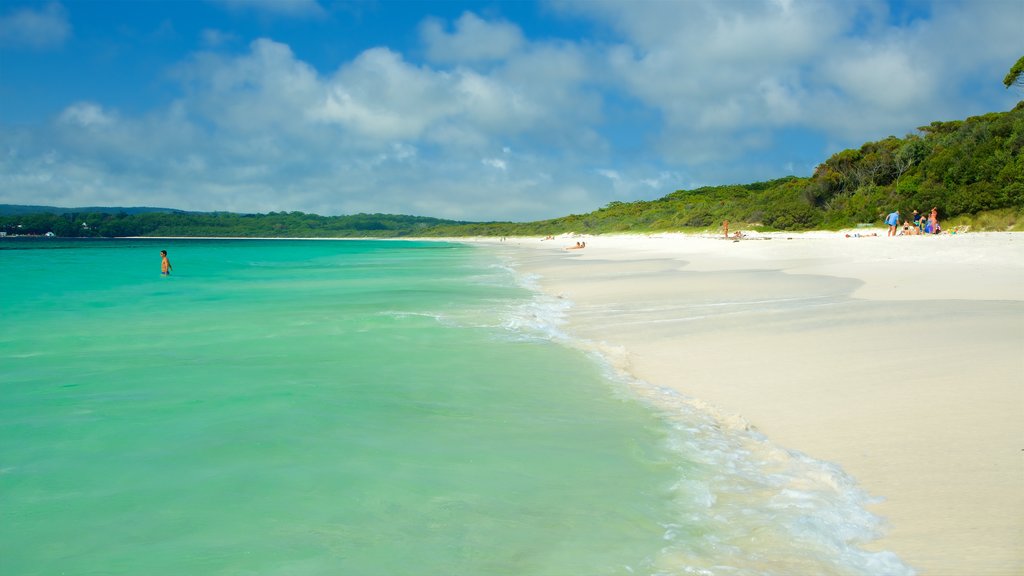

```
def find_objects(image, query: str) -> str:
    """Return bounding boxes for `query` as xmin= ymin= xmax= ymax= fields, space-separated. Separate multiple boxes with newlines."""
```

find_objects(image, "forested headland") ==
xmin=3 ymin=100 xmax=1022 ymax=238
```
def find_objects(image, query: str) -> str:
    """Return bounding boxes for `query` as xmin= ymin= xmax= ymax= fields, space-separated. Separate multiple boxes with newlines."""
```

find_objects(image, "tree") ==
xmin=893 ymin=137 xmax=924 ymax=186
xmin=1004 ymin=56 xmax=1024 ymax=89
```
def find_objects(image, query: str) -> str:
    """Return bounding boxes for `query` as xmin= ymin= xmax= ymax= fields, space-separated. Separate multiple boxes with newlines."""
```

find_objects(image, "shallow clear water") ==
xmin=0 ymin=238 xmax=911 ymax=575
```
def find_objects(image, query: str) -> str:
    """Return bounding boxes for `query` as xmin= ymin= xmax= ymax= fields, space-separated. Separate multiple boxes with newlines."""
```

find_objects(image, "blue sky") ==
xmin=1 ymin=0 xmax=1021 ymax=221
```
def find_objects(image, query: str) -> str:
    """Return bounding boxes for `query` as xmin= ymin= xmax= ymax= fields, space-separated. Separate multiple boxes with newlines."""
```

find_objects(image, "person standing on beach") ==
xmin=885 ymin=210 xmax=900 ymax=236
xmin=929 ymin=207 xmax=940 ymax=234
xmin=722 ymin=220 xmax=729 ymax=238
xmin=160 ymin=250 xmax=172 ymax=276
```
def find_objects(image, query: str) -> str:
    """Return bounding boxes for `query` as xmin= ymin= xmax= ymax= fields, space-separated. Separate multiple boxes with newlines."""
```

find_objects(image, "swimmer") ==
xmin=160 ymin=250 xmax=172 ymax=276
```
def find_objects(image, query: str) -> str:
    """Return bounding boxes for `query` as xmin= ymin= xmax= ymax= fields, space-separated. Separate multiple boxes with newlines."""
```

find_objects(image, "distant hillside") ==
xmin=0 ymin=209 xmax=470 ymax=238
xmin=0 ymin=205 xmax=191 ymax=216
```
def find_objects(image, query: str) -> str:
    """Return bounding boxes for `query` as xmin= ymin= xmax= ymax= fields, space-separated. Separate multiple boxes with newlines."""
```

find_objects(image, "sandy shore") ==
xmin=483 ymin=231 xmax=1023 ymax=575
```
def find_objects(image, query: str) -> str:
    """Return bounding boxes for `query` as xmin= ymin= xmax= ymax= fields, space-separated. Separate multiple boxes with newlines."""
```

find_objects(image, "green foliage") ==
xmin=1005 ymin=56 xmax=1024 ymax=89
xmin=944 ymin=207 xmax=1024 ymax=231
xmin=0 ymin=210 xmax=465 ymax=239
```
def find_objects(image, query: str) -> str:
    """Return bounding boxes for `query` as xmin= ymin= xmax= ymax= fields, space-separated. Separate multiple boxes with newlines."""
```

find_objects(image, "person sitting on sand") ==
xmin=566 ymin=241 xmax=584 ymax=250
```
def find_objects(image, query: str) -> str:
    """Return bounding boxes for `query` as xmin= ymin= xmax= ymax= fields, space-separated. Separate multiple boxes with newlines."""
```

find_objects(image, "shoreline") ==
xmin=486 ymin=231 xmax=1023 ymax=575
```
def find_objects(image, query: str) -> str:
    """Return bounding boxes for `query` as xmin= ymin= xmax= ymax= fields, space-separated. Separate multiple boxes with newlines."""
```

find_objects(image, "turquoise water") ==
xmin=1 ymin=238 xmax=911 ymax=575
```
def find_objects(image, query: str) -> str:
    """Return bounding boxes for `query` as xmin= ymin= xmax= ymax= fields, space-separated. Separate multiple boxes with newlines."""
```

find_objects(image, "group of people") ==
xmin=886 ymin=208 xmax=942 ymax=236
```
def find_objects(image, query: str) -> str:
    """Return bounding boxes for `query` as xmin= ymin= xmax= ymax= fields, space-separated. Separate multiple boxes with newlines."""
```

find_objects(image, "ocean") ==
xmin=0 ymin=238 xmax=911 ymax=575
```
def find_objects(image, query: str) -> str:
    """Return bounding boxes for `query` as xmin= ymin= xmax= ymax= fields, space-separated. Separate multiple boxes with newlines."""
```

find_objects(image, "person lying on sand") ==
xmin=565 ymin=241 xmax=586 ymax=250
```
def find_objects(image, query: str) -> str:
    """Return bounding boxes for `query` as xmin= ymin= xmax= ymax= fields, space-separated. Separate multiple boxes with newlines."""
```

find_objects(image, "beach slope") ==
xmin=500 ymin=231 xmax=1023 ymax=575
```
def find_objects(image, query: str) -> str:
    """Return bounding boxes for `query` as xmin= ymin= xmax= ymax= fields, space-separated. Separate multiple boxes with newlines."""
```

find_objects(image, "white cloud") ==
xmin=482 ymin=158 xmax=507 ymax=171
xmin=58 ymin=102 xmax=116 ymax=128
xmin=826 ymin=43 xmax=931 ymax=111
xmin=212 ymin=0 xmax=327 ymax=19
xmin=174 ymin=39 xmax=322 ymax=135
xmin=313 ymin=47 xmax=458 ymax=141
xmin=0 ymin=2 xmax=71 ymax=49
xmin=640 ymin=171 xmax=685 ymax=190
xmin=421 ymin=11 xmax=525 ymax=63
xmin=200 ymin=28 xmax=239 ymax=47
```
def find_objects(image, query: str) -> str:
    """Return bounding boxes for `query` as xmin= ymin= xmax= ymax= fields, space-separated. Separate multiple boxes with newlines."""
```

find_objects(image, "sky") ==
xmin=1 ymin=1 xmax=1021 ymax=222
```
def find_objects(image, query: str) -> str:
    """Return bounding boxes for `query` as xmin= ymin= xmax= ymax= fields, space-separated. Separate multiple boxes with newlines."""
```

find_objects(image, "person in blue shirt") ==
xmin=885 ymin=210 xmax=900 ymax=236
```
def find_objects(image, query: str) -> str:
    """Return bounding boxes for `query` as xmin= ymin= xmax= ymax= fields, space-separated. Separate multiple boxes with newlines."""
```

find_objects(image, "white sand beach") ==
xmin=487 ymin=231 xmax=1024 ymax=575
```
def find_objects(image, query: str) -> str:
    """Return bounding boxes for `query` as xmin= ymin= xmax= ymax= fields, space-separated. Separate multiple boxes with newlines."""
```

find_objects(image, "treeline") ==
xmin=3 ymin=102 xmax=1022 ymax=238
xmin=0 ymin=210 xmax=465 ymax=238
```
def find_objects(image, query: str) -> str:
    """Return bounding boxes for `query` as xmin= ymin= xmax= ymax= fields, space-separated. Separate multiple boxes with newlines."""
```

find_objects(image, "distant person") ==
xmin=885 ymin=210 xmax=900 ymax=236
xmin=723 ymin=219 xmax=730 ymax=238
xmin=929 ymin=207 xmax=940 ymax=234
xmin=911 ymin=210 xmax=921 ymax=225
xmin=160 ymin=250 xmax=172 ymax=276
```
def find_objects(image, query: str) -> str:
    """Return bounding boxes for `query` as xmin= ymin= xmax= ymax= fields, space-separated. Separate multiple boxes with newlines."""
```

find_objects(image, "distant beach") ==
xmin=480 ymin=230 xmax=1024 ymax=575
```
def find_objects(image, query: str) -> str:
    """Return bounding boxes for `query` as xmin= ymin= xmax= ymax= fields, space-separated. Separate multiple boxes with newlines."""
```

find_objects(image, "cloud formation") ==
xmin=420 ymin=12 xmax=525 ymax=63
xmin=0 ymin=2 xmax=70 ymax=49
xmin=0 ymin=1 xmax=1020 ymax=221
xmin=212 ymin=0 xmax=327 ymax=19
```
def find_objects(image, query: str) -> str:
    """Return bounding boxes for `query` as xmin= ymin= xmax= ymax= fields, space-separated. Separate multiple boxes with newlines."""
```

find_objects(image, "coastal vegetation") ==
xmin=3 ymin=101 xmax=1022 ymax=237
xmin=0 ymin=209 xmax=463 ymax=239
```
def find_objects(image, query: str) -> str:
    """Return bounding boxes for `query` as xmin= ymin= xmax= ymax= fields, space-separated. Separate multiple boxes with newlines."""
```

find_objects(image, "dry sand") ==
xmin=484 ymin=231 xmax=1023 ymax=575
